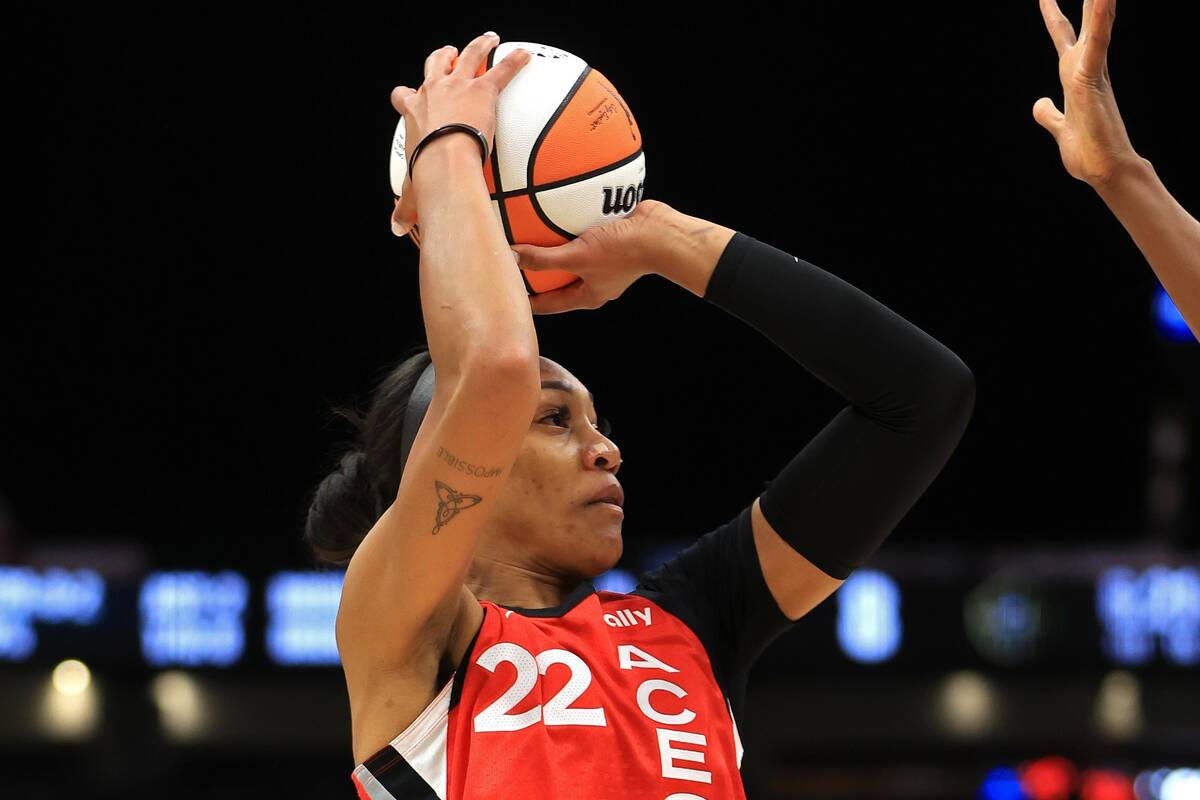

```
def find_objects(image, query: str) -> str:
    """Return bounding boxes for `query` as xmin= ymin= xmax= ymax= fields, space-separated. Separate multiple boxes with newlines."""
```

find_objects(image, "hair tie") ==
xmin=407 ymin=124 xmax=489 ymax=180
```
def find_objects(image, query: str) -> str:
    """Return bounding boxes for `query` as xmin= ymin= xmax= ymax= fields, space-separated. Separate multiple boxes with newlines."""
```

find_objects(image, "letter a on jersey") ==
xmin=618 ymin=644 xmax=679 ymax=673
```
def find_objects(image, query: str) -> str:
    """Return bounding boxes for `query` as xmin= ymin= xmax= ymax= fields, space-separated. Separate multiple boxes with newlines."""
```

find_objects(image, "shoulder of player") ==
xmin=346 ymin=586 xmax=483 ymax=764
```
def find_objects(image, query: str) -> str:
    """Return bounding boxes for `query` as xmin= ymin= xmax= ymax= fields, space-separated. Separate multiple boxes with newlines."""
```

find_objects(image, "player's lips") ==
xmin=585 ymin=483 xmax=624 ymax=509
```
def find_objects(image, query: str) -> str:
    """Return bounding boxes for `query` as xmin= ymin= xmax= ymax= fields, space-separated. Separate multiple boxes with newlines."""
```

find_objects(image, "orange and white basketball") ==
xmin=390 ymin=41 xmax=646 ymax=294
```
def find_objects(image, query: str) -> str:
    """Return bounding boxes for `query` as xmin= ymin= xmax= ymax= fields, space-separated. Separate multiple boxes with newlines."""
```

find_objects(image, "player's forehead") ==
xmin=538 ymin=358 xmax=594 ymax=406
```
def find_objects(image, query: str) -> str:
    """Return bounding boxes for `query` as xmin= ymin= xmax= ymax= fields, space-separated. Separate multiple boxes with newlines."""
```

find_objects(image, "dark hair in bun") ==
xmin=304 ymin=345 xmax=433 ymax=566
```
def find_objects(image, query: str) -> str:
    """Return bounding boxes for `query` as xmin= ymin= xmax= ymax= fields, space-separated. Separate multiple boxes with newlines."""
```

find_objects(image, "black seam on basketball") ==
xmin=486 ymin=46 xmax=515 ymax=244
xmin=526 ymin=65 xmax=593 ymax=241
xmin=489 ymin=147 xmax=645 ymax=200
xmin=494 ymin=187 xmax=515 ymax=244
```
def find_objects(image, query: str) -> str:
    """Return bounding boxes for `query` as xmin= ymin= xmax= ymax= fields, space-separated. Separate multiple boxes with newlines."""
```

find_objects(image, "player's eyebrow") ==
xmin=540 ymin=379 xmax=594 ymax=405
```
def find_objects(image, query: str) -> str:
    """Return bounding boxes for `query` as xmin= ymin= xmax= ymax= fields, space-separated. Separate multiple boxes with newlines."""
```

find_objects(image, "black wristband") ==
xmin=407 ymin=123 xmax=489 ymax=180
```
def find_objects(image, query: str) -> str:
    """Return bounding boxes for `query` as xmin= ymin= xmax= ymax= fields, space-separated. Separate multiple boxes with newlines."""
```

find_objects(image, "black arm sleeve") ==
xmin=637 ymin=231 xmax=974 ymax=705
xmin=707 ymin=232 xmax=976 ymax=580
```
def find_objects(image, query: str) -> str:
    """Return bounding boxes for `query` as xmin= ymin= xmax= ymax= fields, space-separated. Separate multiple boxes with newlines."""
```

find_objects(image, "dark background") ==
xmin=4 ymin=4 xmax=1197 ymax=799
xmin=5 ymin=6 xmax=1198 ymax=564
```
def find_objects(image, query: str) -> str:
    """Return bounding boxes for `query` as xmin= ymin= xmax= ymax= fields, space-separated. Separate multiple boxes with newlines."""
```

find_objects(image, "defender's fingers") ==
xmin=482 ymin=47 xmax=533 ymax=93
xmin=424 ymin=45 xmax=458 ymax=81
xmin=1039 ymin=0 xmax=1078 ymax=56
xmin=527 ymin=280 xmax=593 ymax=315
xmin=455 ymin=32 xmax=500 ymax=77
xmin=1032 ymin=97 xmax=1066 ymax=138
xmin=1079 ymin=0 xmax=1116 ymax=79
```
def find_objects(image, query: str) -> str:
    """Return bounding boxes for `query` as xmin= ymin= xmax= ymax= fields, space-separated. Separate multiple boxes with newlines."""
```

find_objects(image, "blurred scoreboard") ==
xmin=0 ymin=560 xmax=1196 ymax=674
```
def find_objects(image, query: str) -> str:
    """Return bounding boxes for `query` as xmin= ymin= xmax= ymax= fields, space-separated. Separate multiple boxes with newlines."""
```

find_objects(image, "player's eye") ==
xmin=542 ymin=407 xmax=612 ymax=438
xmin=543 ymin=406 xmax=571 ymax=428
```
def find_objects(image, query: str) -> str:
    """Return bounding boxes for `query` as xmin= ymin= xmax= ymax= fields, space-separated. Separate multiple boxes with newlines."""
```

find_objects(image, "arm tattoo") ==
xmin=437 ymin=446 xmax=504 ymax=478
xmin=431 ymin=479 xmax=482 ymax=535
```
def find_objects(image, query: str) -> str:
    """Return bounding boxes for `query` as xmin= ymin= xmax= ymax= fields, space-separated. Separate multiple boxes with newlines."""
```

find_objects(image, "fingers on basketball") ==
xmin=528 ymin=279 xmax=595 ymax=315
xmin=485 ymin=47 xmax=532 ymax=92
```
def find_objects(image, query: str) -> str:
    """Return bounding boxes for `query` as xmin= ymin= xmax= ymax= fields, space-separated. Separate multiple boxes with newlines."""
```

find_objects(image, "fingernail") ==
xmin=485 ymin=31 xmax=498 ymax=38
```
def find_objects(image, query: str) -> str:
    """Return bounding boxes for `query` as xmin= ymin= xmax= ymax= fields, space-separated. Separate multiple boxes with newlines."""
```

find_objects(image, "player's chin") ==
xmin=580 ymin=526 xmax=623 ymax=577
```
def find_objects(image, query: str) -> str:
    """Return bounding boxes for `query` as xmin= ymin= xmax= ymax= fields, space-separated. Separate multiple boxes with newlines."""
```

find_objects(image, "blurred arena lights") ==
xmin=965 ymin=579 xmax=1043 ymax=666
xmin=150 ymin=670 xmax=206 ymax=741
xmin=594 ymin=568 xmax=637 ymax=594
xmin=980 ymin=766 xmax=1027 ymax=800
xmin=1134 ymin=769 xmax=1167 ymax=800
xmin=984 ymin=764 xmax=1200 ymax=800
xmin=836 ymin=569 xmax=902 ymax=663
xmin=1080 ymin=768 xmax=1136 ymax=800
xmin=51 ymin=658 xmax=92 ymax=695
xmin=40 ymin=659 xmax=99 ymax=738
xmin=1158 ymin=769 xmax=1200 ymax=800
xmin=1094 ymin=670 xmax=1144 ymax=740
xmin=0 ymin=566 xmax=106 ymax=661
xmin=637 ymin=542 xmax=689 ymax=574
xmin=1153 ymin=285 xmax=1196 ymax=344
xmin=1019 ymin=755 xmax=1078 ymax=800
xmin=139 ymin=571 xmax=249 ymax=667
xmin=939 ymin=670 xmax=995 ymax=738
xmin=265 ymin=571 xmax=344 ymax=666
xmin=1096 ymin=565 xmax=1200 ymax=666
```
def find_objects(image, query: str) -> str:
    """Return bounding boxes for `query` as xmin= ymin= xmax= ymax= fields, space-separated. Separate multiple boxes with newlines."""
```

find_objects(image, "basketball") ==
xmin=390 ymin=41 xmax=646 ymax=294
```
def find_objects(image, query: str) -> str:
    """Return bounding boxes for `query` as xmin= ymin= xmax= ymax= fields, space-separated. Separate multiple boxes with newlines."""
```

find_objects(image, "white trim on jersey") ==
xmin=352 ymin=765 xmax=399 ymax=800
xmin=726 ymin=697 xmax=745 ymax=769
xmin=352 ymin=676 xmax=453 ymax=800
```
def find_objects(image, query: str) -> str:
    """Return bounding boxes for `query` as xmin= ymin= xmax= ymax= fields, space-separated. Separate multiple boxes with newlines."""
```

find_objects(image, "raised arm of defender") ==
xmin=337 ymin=36 xmax=540 ymax=674
xmin=1034 ymin=0 xmax=1199 ymax=340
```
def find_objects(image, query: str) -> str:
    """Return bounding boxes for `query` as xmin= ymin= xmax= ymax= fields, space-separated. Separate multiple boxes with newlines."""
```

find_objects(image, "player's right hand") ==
xmin=391 ymin=34 xmax=530 ymax=181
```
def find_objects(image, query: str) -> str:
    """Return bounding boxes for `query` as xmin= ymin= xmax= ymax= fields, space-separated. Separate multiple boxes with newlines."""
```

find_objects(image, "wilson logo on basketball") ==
xmin=601 ymin=181 xmax=645 ymax=216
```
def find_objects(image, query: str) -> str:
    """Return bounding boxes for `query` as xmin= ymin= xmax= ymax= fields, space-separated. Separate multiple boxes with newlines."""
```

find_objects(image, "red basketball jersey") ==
xmin=350 ymin=503 xmax=794 ymax=799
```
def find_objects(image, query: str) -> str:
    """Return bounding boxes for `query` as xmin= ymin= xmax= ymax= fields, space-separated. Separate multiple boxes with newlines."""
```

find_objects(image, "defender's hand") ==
xmin=1033 ymin=0 xmax=1140 ymax=186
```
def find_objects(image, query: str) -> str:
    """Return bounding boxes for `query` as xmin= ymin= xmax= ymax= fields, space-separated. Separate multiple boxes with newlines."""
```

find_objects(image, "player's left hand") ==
xmin=1033 ymin=0 xmax=1140 ymax=186
xmin=512 ymin=199 xmax=668 ymax=315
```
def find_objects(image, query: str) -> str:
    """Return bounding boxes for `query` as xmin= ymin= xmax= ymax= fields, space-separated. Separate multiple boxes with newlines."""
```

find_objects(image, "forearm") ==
xmin=413 ymin=137 xmax=539 ymax=379
xmin=1094 ymin=157 xmax=1200 ymax=340
xmin=650 ymin=208 xmax=971 ymax=413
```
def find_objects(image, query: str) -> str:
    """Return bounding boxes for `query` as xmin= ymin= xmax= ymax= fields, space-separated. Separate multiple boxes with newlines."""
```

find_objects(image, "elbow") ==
xmin=460 ymin=346 xmax=541 ymax=397
xmin=867 ymin=347 xmax=976 ymax=439
xmin=922 ymin=352 xmax=976 ymax=438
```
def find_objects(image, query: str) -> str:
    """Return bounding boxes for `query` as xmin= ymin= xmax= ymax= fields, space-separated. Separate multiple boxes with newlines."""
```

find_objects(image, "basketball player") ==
xmin=310 ymin=33 xmax=974 ymax=798
xmin=1034 ymin=0 xmax=1199 ymax=339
